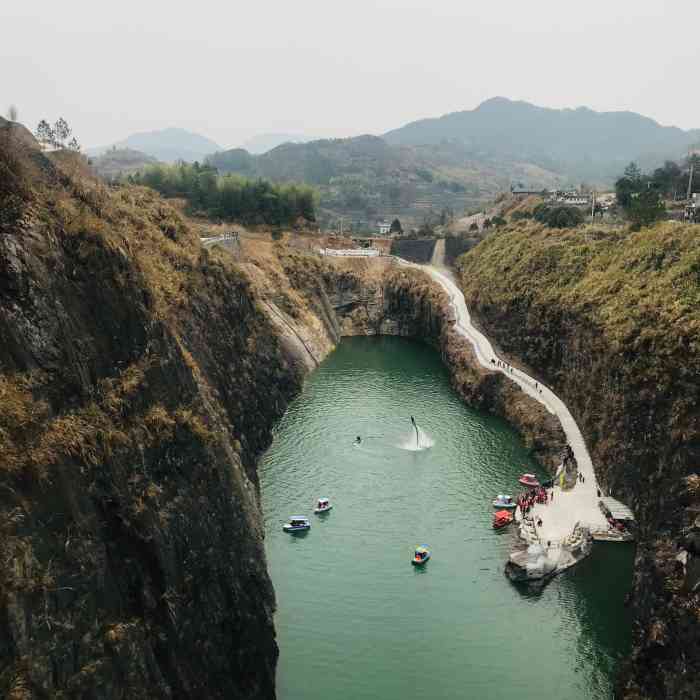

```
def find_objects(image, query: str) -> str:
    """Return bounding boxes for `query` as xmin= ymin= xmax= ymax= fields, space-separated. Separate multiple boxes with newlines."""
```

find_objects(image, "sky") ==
xmin=3 ymin=0 xmax=699 ymax=149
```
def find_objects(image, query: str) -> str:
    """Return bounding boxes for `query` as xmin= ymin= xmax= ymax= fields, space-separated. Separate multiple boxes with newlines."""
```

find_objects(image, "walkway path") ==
xmin=430 ymin=238 xmax=445 ymax=267
xmin=409 ymin=263 xmax=610 ymax=544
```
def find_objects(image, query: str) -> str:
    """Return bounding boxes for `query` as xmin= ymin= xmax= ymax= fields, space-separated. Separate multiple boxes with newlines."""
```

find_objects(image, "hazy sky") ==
xmin=3 ymin=0 xmax=698 ymax=149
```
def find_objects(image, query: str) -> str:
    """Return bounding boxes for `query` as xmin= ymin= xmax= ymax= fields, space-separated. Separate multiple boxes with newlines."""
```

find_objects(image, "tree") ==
xmin=389 ymin=217 xmax=403 ymax=234
xmin=615 ymin=162 xmax=645 ymax=210
xmin=482 ymin=218 xmax=492 ymax=229
xmin=68 ymin=137 xmax=81 ymax=152
xmin=35 ymin=120 xmax=55 ymax=149
xmin=418 ymin=220 xmax=434 ymax=237
xmin=624 ymin=162 xmax=643 ymax=182
xmin=468 ymin=222 xmax=479 ymax=232
xmin=439 ymin=207 xmax=454 ymax=226
xmin=7 ymin=105 xmax=18 ymax=121
xmin=491 ymin=215 xmax=507 ymax=227
xmin=53 ymin=118 xmax=71 ymax=148
xmin=545 ymin=206 xmax=584 ymax=228
xmin=627 ymin=188 xmax=665 ymax=230
xmin=532 ymin=203 xmax=583 ymax=228
xmin=614 ymin=161 xmax=667 ymax=227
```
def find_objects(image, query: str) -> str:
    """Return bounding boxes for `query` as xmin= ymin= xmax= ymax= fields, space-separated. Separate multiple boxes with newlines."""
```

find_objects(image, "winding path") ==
xmin=401 ymin=260 xmax=610 ymax=544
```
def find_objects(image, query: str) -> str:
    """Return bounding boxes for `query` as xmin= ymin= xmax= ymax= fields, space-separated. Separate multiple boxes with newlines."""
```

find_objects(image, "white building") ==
xmin=377 ymin=221 xmax=391 ymax=235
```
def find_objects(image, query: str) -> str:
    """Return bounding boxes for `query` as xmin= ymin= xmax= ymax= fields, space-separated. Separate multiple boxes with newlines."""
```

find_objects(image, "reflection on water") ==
xmin=261 ymin=337 xmax=633 ymax=700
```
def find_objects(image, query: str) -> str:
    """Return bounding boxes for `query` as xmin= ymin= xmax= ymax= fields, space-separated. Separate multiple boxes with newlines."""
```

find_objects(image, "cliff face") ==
xmin=0 ymin=140 xmax=305 ymax=699
xmin=458 ymin=223 xmax=700 ymax=700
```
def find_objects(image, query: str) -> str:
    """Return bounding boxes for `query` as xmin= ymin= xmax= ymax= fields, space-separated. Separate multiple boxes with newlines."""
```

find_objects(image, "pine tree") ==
xmin=35 ymin=120 xmax=55 ymax=149
xmin=53 ymin=118 xmax=71 ymax=148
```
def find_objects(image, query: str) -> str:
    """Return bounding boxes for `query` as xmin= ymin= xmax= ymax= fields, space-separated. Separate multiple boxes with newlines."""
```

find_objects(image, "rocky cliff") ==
xmin=457 ymin=222 xmax=700 ymax=700
xmin=0 ymin=136 xmax=304 ymax=699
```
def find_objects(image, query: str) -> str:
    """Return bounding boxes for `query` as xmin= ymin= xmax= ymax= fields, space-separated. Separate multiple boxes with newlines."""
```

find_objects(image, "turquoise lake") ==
xmin=260 ymin=336 xmax=634 ymax=700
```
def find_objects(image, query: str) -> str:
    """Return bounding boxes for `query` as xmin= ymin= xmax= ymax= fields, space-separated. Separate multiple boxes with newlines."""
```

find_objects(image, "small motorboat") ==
xmin=314 ymin=498 xmax=332 ymax=514
xmin=283 ymin=516 xmax=311 ymax=533
xmin=492 ymin=494 xmax=516 ymax=509
xmin=518 ymin=473 xmax=540 ymax=487
xmin=412 ymin=545 xmax=431 ymax=566
xmin=493 ymin=510 xmax=514 ymax=530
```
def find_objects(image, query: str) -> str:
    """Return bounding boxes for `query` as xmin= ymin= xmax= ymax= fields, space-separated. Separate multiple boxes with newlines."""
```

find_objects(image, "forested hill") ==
xmin=384 ymin=97 xmax=700 ymax=180
xmin=205 ymin=135 xmax=564 ymax=224
xmin=208 ymin=136 xmax=402 ymax=184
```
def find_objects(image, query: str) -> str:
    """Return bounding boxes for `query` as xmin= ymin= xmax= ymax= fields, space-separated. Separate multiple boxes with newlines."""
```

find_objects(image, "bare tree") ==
xmin=7 ymin=105 xmax=18 ymax=121
xmin=68 ymin=137 xmax=81 ymax=152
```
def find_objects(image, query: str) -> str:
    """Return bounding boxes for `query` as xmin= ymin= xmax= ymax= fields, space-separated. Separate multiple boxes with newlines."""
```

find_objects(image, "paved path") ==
xmin=410 ymin=263 xmax=610 ymax=543
xmin=430 ymin=238 xmax=446 ymax=267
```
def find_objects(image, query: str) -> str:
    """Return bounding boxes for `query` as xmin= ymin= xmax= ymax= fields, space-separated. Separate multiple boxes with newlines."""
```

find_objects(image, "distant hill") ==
xmin=90 ymin=147 xmax=158 ymax=180
xmin=384 ymin=97 xmax=700 ymax=180
xmin=241 ymin=132 xmax=312 ymax=154
xmin=206 ymin=134 xmax=564 ymax=231
xmin=88 ymin=128 xmax=221 ymax=163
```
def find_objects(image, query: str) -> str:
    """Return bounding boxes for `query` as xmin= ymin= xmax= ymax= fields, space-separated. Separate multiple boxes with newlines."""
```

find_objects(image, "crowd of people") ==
xmin=516 ymin=485 xmax=551 ymax=516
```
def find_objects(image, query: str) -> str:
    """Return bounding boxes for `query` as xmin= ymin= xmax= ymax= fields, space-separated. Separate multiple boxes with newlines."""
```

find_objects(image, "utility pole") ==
xmin=591 ymin=190 xmax=596 ymax=220
xmin=686 ymin=153 xmax=695 ymax=221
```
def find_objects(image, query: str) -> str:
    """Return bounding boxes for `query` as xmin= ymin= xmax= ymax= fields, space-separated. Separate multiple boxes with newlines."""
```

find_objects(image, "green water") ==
xmin=260 ymin=337 xmax=633 ymax=700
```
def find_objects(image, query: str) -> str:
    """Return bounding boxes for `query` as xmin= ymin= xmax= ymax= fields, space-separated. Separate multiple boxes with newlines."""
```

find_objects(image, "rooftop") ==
xmin=599 ymin=497 xmax=635 ymax=521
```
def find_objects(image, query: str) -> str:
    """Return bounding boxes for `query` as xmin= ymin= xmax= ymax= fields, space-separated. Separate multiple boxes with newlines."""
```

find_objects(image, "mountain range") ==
xmin=87 ymin=127 xmax=222 ymax=163
xmin=384 ymin=97 xmax=700 ymax=180
xmin=90 ymin=99 xmax=700 ymax=227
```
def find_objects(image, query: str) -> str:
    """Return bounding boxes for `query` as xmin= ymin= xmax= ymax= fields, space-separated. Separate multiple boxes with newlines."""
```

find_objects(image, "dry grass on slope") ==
xmin=459 ymin=221 xmax=700 ymax=360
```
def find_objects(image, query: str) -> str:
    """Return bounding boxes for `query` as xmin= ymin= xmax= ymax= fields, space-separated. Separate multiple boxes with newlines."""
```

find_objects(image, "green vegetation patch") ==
xmin=130 ymin=162 xmax=317 ymax=227
xmin=459 ymin=221 xmax=700 ymax=373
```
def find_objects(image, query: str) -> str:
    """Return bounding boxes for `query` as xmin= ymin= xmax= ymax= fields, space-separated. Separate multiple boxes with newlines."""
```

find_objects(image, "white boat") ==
xmin=492 ymin=494 xmax=516 ymax=509
xmin=314 ymin=498 xmax=332 ymax=514
xmin=283 ymin=516 xmax=311 ymax=533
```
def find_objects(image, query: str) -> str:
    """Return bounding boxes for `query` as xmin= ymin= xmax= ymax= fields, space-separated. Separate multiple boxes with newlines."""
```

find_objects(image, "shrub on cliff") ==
xmin=0 ymin=133 xmax=32 ymax=231
xmin=533 ymin=203 xmax=584 ymax=228
xmin=130 ymin=162 xmax=317 ymax=226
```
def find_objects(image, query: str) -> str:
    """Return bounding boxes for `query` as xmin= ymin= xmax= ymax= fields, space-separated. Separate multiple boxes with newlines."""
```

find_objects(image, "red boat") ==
xmin=518 ymin=473 xmax=540 ymax=487
xmin=493 ymin=510 xmax=514 ymax=529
